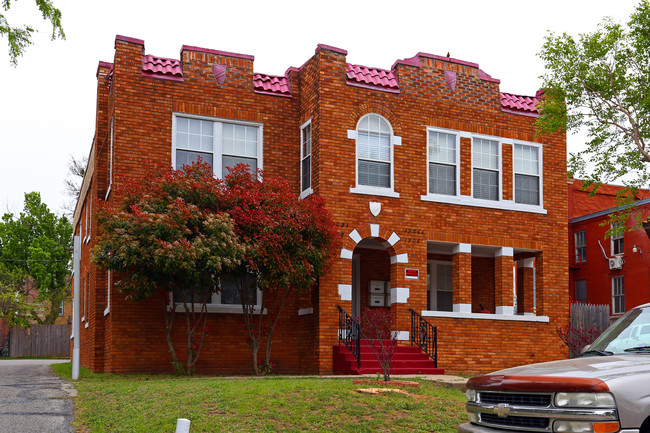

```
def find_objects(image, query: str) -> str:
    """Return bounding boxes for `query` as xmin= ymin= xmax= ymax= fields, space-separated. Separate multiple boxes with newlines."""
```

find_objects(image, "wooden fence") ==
xmin=8 ymin=324 xmax=70 ymax=358
xmin=571 ymin=302 xmax=610 ymax=336
xmin=567 ymin=303 xmax=610 ymax=357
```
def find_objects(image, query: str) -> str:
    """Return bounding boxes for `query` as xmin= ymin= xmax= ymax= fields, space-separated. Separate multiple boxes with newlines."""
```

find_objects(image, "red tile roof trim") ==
xmin=142 ymin=54 xmax=184 ymax=82
xmin=500 ymin=92 xmax=542 ymax=116
xmin=115 ymin=35 xmax=144 ymax=46
xmin=315 ymin=44 xmax=348 ymax=56
xmin=346 ymin=64 xmax=400 ymax=93
xmin=180 ymin=45 xmax=254 ymax=61
xmin=253 ymin=73 xmax=292 ymax=97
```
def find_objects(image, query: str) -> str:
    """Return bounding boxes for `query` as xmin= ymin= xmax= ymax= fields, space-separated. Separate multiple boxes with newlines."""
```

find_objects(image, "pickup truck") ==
xmin=459 ymin=303 xmax=650 ymax=433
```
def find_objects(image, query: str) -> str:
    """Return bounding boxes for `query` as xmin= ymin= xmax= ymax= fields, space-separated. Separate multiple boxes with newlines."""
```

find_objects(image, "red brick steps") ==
xmin=332 ymin=341 xmax=444 ymax=375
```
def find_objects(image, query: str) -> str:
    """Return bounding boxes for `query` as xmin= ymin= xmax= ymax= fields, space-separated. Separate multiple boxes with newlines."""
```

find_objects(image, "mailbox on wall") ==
xmin=369 ymin=280 xmax=388 ymax=307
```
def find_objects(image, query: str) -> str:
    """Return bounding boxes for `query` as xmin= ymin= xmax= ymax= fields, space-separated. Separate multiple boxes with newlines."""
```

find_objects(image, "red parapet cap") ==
xmin=96 ymin=61 xmax=113 ymax=78
xmin=180 ymin=45 xmax=254 ymax=61
xmin=115 ymin=35 xmax=145 ymax=46
xmin=316 ymin=44 xmax=348 ymax=56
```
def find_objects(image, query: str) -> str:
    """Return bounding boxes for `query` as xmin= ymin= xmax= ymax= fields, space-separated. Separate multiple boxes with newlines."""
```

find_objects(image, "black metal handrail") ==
xmin=337 ymin=305 xmax=361 ymax=368
xmin=409 ymin=309 xmax=437 ymax=367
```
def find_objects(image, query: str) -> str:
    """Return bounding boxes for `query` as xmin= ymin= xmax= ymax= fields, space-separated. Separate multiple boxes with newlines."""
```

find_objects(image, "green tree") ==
xmin=0 ymin=192 xmax=72 ymax=323
xmin=0 ymin=263 xmax=36 ymax=346
xmin=1 ymin=0 xmax=65 ymax=66
xmin=538 ymin=1 xmax=650 ymax=223
xmin=92 ymin=163 xmax=245 ymax=374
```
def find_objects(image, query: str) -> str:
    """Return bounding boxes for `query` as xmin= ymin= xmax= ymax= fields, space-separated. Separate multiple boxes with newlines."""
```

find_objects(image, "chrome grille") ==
xmin=479 ymin=392 xmax=551 ymax=407
xmin=481 ymin=413 xmax=549 ymax=429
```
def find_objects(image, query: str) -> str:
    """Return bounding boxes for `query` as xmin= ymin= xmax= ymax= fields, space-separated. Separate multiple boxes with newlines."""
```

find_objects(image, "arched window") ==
xmin=356 ymin=114 xmax=393 ymax=189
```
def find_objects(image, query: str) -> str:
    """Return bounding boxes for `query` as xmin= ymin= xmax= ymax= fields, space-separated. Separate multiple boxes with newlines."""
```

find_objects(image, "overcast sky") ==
xmin=0 ymin=0 xmax=641 ymax=217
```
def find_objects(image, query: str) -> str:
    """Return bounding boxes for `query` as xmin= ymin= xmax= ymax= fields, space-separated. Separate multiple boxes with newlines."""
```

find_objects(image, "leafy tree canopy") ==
xmin=538 ymin=1 xmax=650 ymax=203
xmin=93 ymin=162 xmax=245 ymax=373
xmin=1 ymin=0 xmax=65 ymax=66
xmin=0 ymin=192 xmax=72 ymax=323
xmin=0 ymin=263 xmax=36 ymax=330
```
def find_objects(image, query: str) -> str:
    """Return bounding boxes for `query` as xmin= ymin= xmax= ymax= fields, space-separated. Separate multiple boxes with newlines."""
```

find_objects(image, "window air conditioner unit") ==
xmin=609 ymin=256 xmax=624 ymax=270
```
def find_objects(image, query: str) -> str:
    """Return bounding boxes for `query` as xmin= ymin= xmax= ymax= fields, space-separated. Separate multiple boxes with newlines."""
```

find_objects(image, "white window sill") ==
xmin=300 ymin=188 xmax=313 ymax=199
xmin=105 ymin=186 xmax=112 ymax=201
xmin=81 ymin=316 xmax=85 ymax=323
xmin=350 ymin=186 xmax=400 ymax=198
xmin=84 ymin=322 xmax=89 ymax=328
xmin=104 ymin=307 xmax=110 ymax=316
xmin=420 ymin=194 xmax=546 ymax=214
xmin=174 ymin=303 xmax=266 ymax=314
xmin=421 ymin=310 xmax=549 ymax=322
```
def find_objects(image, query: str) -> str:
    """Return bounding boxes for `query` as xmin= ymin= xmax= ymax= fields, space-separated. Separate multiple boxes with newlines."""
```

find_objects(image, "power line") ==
xmin=0 ymin=258 xmax=69 ymax=263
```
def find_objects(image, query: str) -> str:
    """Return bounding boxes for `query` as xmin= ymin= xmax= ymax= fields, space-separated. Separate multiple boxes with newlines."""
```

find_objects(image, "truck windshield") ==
xmin=587 ymin=307 xmax=650 ymax=355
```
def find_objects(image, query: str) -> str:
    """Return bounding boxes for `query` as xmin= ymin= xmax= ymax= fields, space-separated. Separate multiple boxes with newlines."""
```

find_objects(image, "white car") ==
xmin=460 ymin=303 xmax=650 ymax=433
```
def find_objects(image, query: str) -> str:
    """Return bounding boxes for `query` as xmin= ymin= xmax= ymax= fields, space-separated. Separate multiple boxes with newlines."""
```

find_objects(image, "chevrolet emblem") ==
xmin=494 ymin=403 xmax=511 ymax=418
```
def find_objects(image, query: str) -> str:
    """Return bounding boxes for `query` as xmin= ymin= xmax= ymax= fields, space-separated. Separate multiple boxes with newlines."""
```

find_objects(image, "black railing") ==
xmin=409 ymin=309 xmax=437 ymax=367
xmin=337 ymin=305 xmax=360 ymax=368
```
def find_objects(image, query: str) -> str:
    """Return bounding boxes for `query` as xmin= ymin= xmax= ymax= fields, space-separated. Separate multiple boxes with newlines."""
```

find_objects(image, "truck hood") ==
xmin=489 ymin=354 xmax=650 ymax=384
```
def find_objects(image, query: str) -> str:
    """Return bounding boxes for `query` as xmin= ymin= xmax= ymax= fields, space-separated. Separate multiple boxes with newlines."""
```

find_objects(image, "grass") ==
xmin=52 ymin=362 xmax=467 ymax=433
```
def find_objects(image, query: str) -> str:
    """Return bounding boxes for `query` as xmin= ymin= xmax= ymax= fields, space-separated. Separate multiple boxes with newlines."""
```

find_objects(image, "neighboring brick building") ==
xmin=72 ymin=35 xmax=568 ymax=375
xmin=569 ymin=180 xmax=650 ymax=316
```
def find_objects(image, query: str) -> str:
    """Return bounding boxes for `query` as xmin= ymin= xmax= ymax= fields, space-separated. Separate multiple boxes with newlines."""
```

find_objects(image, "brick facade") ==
xmin=72 ymin=36 xmax=569 ymax=375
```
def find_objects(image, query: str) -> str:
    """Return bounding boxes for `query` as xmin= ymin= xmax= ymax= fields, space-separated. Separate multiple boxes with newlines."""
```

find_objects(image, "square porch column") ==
xmin=452 ymin=243 xmax=472 ymax=313
xmin=495 ymin=247 xmax=514 ymax=315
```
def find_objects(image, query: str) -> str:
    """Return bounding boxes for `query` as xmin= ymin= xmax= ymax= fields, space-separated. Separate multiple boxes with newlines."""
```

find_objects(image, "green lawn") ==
xmin=52 ymin=362 xmax=467 ymax=433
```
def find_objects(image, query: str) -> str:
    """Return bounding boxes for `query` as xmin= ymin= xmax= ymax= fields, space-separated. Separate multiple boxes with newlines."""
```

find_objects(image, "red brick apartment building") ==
xmin=72 ymin=35 xmax=568 ymax=375
xmin=569 ymin=180 xmax=650 ymax=316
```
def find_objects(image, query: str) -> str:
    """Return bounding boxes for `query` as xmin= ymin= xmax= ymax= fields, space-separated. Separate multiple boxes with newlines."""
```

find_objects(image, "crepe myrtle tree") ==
xmin=538 ymin=0 xmax=650 ymax=233
xmin=222 ymin=165 xmax=340 ymax=375
xmin=93 ymin=162 xmax=245 ymax=374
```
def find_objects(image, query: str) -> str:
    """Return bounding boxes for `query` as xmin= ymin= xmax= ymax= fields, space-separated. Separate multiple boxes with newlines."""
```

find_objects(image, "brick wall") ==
xmin=74 ymin=37 xmax=568 ymax=375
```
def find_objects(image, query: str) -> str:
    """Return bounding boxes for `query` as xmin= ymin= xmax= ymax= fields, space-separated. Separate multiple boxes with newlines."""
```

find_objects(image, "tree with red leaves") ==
xmin=222 ymin=165 xmax=339 ymax=375
xmin=360 ymin=308 xmax=397 ymax=381
xmin=93 ymin=162 xmax=244 ymax=374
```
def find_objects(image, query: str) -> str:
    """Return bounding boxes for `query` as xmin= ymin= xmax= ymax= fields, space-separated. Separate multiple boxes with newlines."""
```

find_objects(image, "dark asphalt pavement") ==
xmin=0 ymin=359 xmax=75 ymax=433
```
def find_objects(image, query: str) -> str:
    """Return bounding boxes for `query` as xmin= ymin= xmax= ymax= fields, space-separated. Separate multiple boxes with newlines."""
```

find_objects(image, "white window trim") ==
xmin=171 ymin=288 xmax=266 ymax=314
xmin=471 ymin=133 xmax=503 ymax=202
xmin=611 ymin=224 xmax=624 ymax=256
xmin=420 ymin=133 xmax=546 ymax=214
xmin=427 ymin=260 xmax=453 ymax=311
xmin=426 ymin=127 xmax=460 ymax=198
xmin=348 ymin=114 xmax=401 ymax=198
xmin=104 ymin=270 xmax=111 ymax=316
xmin=172 ymin=113 xmax=263 ymax=179
xmin=422 ymin=310 xmax=549 ymax=322
xmin=575 ymin=230 xmax=586 ymax=263
xmin=513 ymin=141 xmax=544 ymax=207
xmin=612 ymin=275 xmax=625 ymax=314
xmin=300 ymin=119 xmax=313 ymax=199
xmin=105 ymin=118 xmax=113 ymax=200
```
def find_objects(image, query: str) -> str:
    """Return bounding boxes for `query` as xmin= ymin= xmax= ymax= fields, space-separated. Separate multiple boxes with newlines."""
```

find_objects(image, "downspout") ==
xmin=72 ymin=236 xmax=81 ymax=380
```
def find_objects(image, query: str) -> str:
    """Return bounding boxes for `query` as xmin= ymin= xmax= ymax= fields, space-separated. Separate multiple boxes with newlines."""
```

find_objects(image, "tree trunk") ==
xmin=163 ymin=297 xmax=180 ymax=372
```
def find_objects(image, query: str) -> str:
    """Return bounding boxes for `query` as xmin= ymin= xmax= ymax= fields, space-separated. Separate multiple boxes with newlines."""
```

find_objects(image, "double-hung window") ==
xmin=574 ymin=230 xmax=586 ymax=263
xmin=173 ymin=115 xmax=262 ymax=177
xmin=428 ymin=130 xmax=457 ymax=196
xmin=300 ymin=120 xmax=312 ymax=196
xmin=612 ymin=276 xmax=625 ymax=314
xmin=472 ymin=138 xmax=499 ymax=201
xmin=611 ymin=223 xmax=624 ymax=255
xmin=356 ymin=114 xmax=392 ymax=189
xmin=427 ymin=262 xmax=453 ymax=311
xmin=514 ymin=144 xmax=540 ymax=205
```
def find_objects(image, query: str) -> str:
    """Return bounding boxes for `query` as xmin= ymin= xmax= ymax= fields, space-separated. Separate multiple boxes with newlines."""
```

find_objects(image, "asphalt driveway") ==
xmin=0 ymin=359 xmax=75 ymax=432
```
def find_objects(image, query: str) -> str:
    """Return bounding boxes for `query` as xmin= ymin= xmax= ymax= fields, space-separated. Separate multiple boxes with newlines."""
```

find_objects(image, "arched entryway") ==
xmin=352 ymin=238 xmax=392 ymax=318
